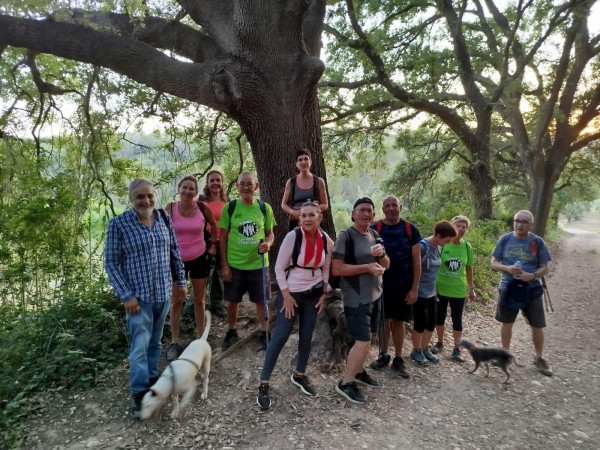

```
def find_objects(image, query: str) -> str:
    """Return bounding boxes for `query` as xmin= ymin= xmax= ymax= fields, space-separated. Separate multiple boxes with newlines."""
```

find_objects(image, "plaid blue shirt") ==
xmin=104 ymin=208 xmax=186 ymax=303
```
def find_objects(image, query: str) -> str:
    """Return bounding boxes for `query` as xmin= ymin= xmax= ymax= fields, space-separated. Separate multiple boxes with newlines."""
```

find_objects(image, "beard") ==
xmin=134 ymin=206 xmax=154 ymax=219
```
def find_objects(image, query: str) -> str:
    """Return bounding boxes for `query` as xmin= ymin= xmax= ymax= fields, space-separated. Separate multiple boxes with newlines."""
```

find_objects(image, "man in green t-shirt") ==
xmin=218 ymin=172 xmax=276 ymax=351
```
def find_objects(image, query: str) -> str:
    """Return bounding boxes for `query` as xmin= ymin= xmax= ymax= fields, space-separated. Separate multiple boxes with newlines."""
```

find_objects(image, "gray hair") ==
xmin=129 ymin=178 xmax=153 ymax=197
xmin=515 ymin=210 xmax=534 ymax=223
xmin=237 ymin=171 xmax=257 ymax=184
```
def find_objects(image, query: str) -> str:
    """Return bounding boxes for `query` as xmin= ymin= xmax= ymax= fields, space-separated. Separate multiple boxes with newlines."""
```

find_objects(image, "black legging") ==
xmin=413 ymin=296 xmax=437 ymax=333
xmin=436 ymin=294 xmax=465 ymax=331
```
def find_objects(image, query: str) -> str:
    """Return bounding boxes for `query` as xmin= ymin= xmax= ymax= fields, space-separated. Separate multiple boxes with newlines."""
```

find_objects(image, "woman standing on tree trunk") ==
xmin=256 ymin=201 xmax=333 ymax=410
xmin=281 ymin=149 xmax=329 ymax=231
xmin=164 ymin=176 xmax=218 ymax=361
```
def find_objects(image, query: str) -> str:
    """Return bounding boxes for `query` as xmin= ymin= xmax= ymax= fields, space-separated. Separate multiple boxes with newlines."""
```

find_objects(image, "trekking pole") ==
xmin=541 ymin=277 xmax=554 ymax=313
xmin=378 ymin=293 xmax=386 ymax=356
xmin=259 ymin=238 xmax=269 ymax=347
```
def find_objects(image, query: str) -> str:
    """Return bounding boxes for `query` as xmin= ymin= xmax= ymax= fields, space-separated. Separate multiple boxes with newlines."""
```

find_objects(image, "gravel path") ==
xmin=23 ymin=219 xmax=600 ymax=449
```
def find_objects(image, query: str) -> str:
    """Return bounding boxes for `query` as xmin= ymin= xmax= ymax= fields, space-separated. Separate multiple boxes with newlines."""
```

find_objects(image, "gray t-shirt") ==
xmin=418 ymin=239 xmax=442 ymax=298
xmin=333 ymin=227 xmax=383 ymax=307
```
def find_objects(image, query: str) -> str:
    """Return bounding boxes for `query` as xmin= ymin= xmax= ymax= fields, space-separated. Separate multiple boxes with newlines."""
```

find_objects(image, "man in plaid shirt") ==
xmin=105 ymin=178 xmax=187 ymax=419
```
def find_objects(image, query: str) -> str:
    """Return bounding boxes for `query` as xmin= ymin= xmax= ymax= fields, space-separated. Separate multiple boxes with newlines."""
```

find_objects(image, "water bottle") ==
xmin=513 ymin=260 xmax=522 ymax=278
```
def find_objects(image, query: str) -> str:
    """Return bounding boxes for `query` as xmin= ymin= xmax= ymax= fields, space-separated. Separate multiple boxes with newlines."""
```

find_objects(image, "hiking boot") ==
xmin=370 ymin=352 xmax=391 ymax=370
xmin=354 ymin=370 xmax=379 ymax=387
xmin=335 ymin=381 xmax=365 ymax=404
xmin=291 ymin=374 xmax=317 ymax=396
xmin=423 ymin=348 xmax=440 ymax=363
xmin=211 ymin=306 xmax=227 ymax=319
xmin=410 ymin=349 xmax=429 ymax=366
xmin=166 ymin=343 xmax=181 ymax=361
xmin=130 ymin=389 xmax=148 ymax=419
xmin=430 ymin=342 xmax=444 ymax=354
xmin=391 ymin=357 xmax=410 ymax=379
xmin=451 ymin=347 xmax=464 ymax=363
xmin=221 ymin=329 xmax=239 ymax=351
xmin=259 ymin=330 xmax=271 ymax=351
xmin=256 ymin=383 xmax=271 ymax=409
xmin=534 ymin=357 xmax=553 ymax=377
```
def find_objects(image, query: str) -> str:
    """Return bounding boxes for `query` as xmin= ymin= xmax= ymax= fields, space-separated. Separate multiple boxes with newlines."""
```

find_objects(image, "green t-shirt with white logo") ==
xmin=436 ymin=240 xmax=473 ymax=298
xmin=218 ymin=200 xmax=276 ymax=270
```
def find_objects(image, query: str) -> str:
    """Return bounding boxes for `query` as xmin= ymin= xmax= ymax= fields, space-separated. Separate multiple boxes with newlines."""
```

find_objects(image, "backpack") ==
xmin=289 ymin=175 xmax=319 ymax=205
xmin=420 ymin=238 xmax=434 ymax=269
xmin=226 ymin=199 xmax=267 ymax=231
xmin=157 ymin=208 xmax=179 ymax=281
xmin=341 ymin=227 xmax=379 ymax=265
xmin=374 ymin=219 xmax=412 ymax=241
xmin=285 ymin=227 xmax=329 ymax=277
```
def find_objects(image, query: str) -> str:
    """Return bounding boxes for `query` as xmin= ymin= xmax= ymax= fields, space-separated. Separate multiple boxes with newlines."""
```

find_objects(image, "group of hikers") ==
xmin=104 ymin=149 xmax=553 ymax=419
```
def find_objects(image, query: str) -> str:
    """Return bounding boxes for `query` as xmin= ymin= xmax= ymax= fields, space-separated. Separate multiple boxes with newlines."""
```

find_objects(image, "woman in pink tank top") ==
xmin=165 ymin=176 xmax=218 ymax=360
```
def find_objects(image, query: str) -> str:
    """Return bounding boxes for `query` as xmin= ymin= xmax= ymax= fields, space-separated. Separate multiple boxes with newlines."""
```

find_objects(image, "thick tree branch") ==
xmin=25 ymin=51 xmax=80 ymax=96
xmin=65 ymin=9 xmax=224 ymax=63
xmin=303 ymin=0 xmax=327 ymax=56
xmin=0 ymin=15 xmax=238 ymax=112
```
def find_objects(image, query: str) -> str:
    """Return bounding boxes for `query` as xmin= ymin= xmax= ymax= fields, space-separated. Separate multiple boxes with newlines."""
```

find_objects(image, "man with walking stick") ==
xmin=218 ymin=172 xmax=276 ymax=351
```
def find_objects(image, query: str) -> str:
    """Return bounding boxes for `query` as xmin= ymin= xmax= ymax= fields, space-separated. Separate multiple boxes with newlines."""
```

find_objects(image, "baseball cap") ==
xmin=353 ymin=197 xmax=375 ymax=209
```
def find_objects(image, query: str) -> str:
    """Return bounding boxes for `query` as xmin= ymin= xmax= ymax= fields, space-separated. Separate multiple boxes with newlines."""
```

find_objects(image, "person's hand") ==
xmin=405 ymin=289 xmax=418 ymax=305
xmin=367 ymin=263 xmax=385 ymax=277
xmin=178 ymin=286 xmax=188 ymax=301
xmin=222 ymin=265 xmax=232 ymax=283
xmin=509 ymin=264 xmax=523 ymax=276
xmin=280 ymin=293 xmax=298 ymax=319
xmin=468 ymin=289 xmax=477 ymax=302
xmin=207 ymin=242 xmax=217 ymax=257
xmin=370 ymin=243 xmax=385 ymax=258
xmin=514 ymin=271 xmax=535 ymax=282
xmin=258 ymin=241 xmax=270 ymax=254
xmin=123 ymin=297 xmax=140 ymax=315
xmin=290 ymin=209 xmax=301 ymax=219
xmin=315 ymin=293 xmax=327 ymax=314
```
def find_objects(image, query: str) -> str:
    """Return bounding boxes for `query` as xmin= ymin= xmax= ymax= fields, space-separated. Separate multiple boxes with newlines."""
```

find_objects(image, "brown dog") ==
xmin=459 ymin=339 xmax=523 ymax=384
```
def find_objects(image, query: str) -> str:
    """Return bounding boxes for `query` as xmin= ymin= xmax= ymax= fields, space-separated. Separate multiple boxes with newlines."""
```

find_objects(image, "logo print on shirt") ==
xmin=238 ymin=221 xmax=258 ymax=237
xmin=446 ymin=258 xmax=462 ymax=272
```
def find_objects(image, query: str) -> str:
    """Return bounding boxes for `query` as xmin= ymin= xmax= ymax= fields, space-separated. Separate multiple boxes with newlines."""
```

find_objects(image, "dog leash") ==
xmin=541 ymin=277 xmax=554 ymax=313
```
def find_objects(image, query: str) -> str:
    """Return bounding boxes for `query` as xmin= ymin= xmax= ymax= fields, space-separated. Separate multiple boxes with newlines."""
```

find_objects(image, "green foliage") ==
xmin=0 ymin=281 xmax=128 ymax=448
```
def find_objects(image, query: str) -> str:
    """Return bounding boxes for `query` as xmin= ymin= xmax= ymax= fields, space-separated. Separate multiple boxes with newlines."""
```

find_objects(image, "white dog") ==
xmin=140 ymin=311 xmax=212 ymax=420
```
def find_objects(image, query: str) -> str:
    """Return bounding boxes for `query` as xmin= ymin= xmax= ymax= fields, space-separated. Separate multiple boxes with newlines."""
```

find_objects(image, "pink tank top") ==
xmin=206 ymin=200 xmax=226 ymax=241
xmin=171 ymin=201 xmax=206 ymax=261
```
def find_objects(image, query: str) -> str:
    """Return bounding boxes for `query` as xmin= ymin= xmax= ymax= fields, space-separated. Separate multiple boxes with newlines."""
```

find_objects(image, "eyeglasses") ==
xmin=238 ymin=182 xmax=255 ymax=188
xmin=514 ymin=220 xmax=530 ymax=225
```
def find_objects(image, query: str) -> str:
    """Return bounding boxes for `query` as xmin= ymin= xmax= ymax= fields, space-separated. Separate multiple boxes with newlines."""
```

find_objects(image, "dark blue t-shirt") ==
xmin=370 ymin=220 xmax=422 ymax=287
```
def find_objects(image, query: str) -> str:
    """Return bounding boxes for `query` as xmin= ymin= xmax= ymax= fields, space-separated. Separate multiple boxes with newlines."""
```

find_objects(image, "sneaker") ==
xmin=166 ymin=343 xmax=181 ymax=361
xmin=291 ymin=374 xmax=317 ymax=396
xmin=423 ymin=348 xmax=440 ymax=363
xmin=259 ymin=330 xmax=271 ymax=351
xmin=534 ymin=357 xmax=553 ymax=377
xmin=451 ymin=347 xmax=464 ymax=363
xmin=221 ymin=329 xmax=239 ymax=351
xmin=130 ymin=389 xmax=148 ymax=419
xmin=211 ymin=306 xmax=227 ymax=319
xmin=391 ymin=357 xmax=410 ymax=379
xmin=410 ymin=349 xmax=429 ymax=366
xmin=335 ymin=381 xmax=365 ymax=404
xmin=430 ymin=342 xmax=444 ymax=354
xmin=256 ymin=383 xmax=271 ymax=409
xmin=370 ymin=352 xmax=391 ymax=370
xmin=354 ymin=370 xmax=379 ymax=387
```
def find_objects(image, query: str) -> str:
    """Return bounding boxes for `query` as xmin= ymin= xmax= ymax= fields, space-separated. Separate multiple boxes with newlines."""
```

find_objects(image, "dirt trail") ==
xmin=23 ymin=217 xmax=600 ymax=449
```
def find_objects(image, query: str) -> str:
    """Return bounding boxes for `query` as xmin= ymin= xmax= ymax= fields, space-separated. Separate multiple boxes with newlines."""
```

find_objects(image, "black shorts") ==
xmin=344 ymin=302 xmax=374 ymax=342
xmin=495 ymin=291 xmax=546 ymax=328
xmin=183 ymin=252 xmax=215 ymax=280
xmin=224 ymin=267 xmax=271 ymax=303
xmin=382 ymin=284 xmax=413 ymax=322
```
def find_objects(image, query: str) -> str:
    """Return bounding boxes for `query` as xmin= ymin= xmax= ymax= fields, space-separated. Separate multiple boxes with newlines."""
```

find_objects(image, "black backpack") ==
xmin=285 ymin=227 xmax=329 ymax=277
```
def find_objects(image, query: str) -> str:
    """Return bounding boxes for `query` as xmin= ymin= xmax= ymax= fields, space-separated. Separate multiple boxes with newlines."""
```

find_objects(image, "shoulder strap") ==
xmin=257 ymin=199 xmax=267 ymax=216
xmin=342 ymin=229 xmax=357 ymax=265
xmin=320 ymin=229 xmax=328 ymax=256
xmin=196 ymin=200 xmax=206 ymax=214
xmin=313 ymin=174 xmax=318 ymax=200
xmin=158 ymin=208 xmax=169 ymax=224
xmin=405 ymin=220 xmax=412 ymax=241
xmin=291 ymin=228 xmax=303 ymax=267
xmin=227 ymin=200 xmax=237 ymax=231
xmin=289 ymin=176 xmax=296 ymax=205
xmin=198 ymin=194 xmax=206 ymax=202
xmin=375 ymin=220 xmax=383 ymax=234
